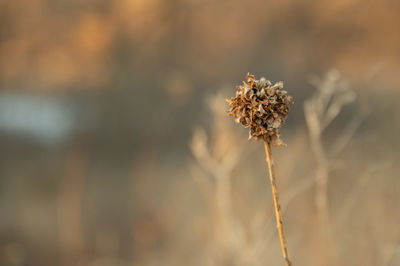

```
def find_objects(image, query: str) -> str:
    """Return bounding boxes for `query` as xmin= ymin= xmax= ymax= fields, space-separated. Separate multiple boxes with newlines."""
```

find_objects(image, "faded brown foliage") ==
xmin=0 ymin=1 xmax=399 ymax=266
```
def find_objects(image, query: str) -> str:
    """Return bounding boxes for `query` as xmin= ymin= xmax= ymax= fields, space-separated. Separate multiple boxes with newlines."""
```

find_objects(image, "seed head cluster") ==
xmin=227 ymin=73 xmax=294 ymax=146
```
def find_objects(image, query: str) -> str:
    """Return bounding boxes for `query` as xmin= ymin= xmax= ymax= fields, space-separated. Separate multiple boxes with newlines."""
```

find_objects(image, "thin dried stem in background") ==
xmin=304 ymin=70 xmax=354 ymax=227
xmin=264 ymin=141 xmax=292 ymax=266
xmin=58 ymin=139 xmax=87 ymax=266
xmin=304 ymin=69 xmax=371 ymax=265
xmin=190 ymin=92 xmax=247 ymax=265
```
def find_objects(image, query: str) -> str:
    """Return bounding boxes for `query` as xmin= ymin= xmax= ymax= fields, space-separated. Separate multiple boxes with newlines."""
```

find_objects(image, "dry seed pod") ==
xmin=227 ymin=73 xmax=294 ymax=146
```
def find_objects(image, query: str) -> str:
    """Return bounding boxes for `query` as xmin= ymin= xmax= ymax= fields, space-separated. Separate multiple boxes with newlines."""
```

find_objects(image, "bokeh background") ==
xmin=0 ymin=0 xmax=399 ymax=265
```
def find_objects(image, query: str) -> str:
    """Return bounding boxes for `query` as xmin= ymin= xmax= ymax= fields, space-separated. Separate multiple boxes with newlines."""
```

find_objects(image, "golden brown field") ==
xmin=0 ymin=0 xmax=399 ymax=265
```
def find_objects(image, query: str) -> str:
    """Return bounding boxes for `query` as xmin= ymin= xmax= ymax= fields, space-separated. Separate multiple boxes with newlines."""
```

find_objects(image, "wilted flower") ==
xmin=227 ymin=73 xmax=294 ymax=146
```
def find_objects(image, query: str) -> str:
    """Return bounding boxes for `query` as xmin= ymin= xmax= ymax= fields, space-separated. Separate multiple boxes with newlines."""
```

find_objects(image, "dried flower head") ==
xmin=227 ymin=73 xmax=294 ymax=146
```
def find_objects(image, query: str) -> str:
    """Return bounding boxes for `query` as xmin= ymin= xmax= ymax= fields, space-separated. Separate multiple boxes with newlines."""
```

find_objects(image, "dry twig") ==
xmin=264 ymin=141 xmax=292 ymax=266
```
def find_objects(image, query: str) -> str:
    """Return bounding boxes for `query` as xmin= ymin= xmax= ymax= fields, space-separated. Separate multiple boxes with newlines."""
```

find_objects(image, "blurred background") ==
xmin=0 ymin=0 xmax=399 ymax=265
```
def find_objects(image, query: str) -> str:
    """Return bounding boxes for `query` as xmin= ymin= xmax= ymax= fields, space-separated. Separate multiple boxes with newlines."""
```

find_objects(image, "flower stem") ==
xmin=264 ymin=140 xmax=292 ymax=266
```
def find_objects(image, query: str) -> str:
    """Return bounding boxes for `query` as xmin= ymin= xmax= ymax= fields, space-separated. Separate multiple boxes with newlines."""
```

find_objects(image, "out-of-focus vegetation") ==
xmin=0 ymin=0 xmax=399 ymax=265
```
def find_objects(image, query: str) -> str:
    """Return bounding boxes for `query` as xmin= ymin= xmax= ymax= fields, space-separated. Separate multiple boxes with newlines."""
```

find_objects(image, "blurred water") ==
xmin=0 ymin=94 xmax=77 ymax=144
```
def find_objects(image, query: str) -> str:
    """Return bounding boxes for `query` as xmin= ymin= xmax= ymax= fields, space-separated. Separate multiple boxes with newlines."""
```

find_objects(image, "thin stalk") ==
xmin=263 ymin=141 xmax=292 ymax=266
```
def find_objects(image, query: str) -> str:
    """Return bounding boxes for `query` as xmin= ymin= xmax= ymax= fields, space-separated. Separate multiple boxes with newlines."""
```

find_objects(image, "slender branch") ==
xmin=304 ymin=103 xmax=330 ymax=229
xmin=264 ymin=141 xmax=292 ymax=266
